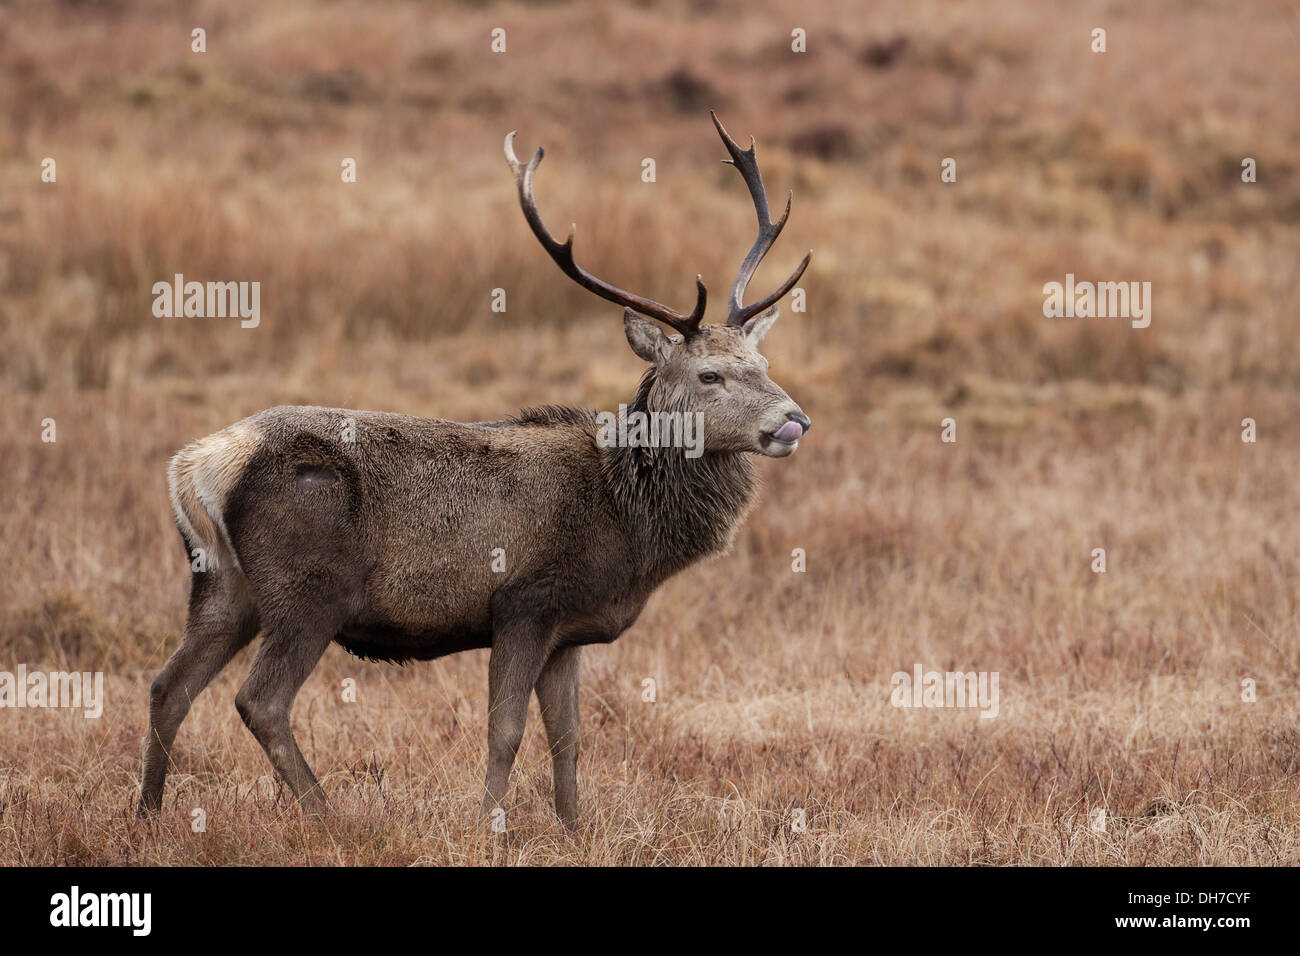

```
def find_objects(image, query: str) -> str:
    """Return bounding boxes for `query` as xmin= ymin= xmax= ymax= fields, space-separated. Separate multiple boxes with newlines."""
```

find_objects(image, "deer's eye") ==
xmin=699 ymin=371 xmax=722 ymax=385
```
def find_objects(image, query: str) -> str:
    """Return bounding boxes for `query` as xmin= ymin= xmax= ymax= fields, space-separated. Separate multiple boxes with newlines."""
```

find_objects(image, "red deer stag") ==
xmin=139 ymin=112 xmax=812 ymax=826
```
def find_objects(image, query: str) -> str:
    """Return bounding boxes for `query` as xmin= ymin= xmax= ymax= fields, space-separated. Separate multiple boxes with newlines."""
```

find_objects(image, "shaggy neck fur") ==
xmin=601 ymin=369 xmax=757 ymax=577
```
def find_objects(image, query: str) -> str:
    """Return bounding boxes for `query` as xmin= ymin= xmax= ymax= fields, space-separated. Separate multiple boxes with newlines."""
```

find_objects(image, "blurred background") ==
xmin=1 ymin=0 xmax=1298 ymax=864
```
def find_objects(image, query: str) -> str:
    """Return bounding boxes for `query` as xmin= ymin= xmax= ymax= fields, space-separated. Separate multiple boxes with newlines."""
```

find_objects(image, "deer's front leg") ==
xmin=535 ymin=645 xmax=581 ymax=827
xmin=481 ymin=625 xmax=549 ymax=825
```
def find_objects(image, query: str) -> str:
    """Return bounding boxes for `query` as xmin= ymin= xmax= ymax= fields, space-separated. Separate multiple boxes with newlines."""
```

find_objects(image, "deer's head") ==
xmin=506 ymin=112 xmax=812 ymax=458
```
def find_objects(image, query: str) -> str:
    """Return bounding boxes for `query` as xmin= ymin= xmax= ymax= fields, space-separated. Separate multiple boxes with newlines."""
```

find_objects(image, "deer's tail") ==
xmin=167 ymin=421 xmax=262 ymax=572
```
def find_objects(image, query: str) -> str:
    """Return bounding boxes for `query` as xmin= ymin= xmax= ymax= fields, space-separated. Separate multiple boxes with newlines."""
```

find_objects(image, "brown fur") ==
xmin=141 ymin=116 xmax=811 ymax=826
xmin=140 ymin=326 xmax=806 ymax=826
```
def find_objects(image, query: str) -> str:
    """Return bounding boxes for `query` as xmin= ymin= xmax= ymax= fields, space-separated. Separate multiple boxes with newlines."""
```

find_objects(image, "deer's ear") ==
xmin=624 ymin=309 xmax=673 ymax=364
xmin=741 ymin=305 xmax=780 ymax=346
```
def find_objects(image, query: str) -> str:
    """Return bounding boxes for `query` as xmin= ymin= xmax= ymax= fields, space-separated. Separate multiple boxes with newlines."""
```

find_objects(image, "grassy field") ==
xmin=1 ymin=0 xmax=1298 ymax=864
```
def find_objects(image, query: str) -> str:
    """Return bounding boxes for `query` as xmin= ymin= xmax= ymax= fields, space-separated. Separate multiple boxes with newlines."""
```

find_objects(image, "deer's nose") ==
xmin=786 ymin=411 xmax=811 ymax=435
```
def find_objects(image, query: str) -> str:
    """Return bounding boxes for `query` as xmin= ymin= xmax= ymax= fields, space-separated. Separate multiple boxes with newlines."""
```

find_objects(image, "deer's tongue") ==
xmin=772 ymin=421 xmax=803 ymax=443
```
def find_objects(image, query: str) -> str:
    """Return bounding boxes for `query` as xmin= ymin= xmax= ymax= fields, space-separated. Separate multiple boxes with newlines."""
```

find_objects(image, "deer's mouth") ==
xmin=760 ymin=419 xmax=804 ymax=454
xmin=768 ymin=420 xmax=804 ymax=443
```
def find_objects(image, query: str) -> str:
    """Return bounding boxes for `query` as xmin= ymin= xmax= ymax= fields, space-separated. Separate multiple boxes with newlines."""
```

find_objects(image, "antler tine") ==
xmin=504 ymin=131 xmax=707 ymax=337
xmin=709 ymin=112 xmax=812 ymax=327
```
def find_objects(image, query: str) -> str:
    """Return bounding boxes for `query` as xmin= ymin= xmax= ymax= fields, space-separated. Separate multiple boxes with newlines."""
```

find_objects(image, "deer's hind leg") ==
xmin=233 ymin=602 xmax=344 ymax=816
xmin=140 ymin=570 xmax=259 ymax=815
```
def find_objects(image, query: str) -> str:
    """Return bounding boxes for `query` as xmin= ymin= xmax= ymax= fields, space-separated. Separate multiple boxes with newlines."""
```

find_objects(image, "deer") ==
xmin=138 ymin=112 xmax=812 ymax=827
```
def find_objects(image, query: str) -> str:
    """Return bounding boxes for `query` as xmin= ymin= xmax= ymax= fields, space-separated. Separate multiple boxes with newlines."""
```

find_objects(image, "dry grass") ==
xmin=1 ymin=0 xmax=1298 ymax=865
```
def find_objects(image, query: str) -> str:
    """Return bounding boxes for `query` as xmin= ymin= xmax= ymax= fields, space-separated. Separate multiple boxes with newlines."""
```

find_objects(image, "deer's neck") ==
xmin=601 ymin=370 xmax=757 ymax=579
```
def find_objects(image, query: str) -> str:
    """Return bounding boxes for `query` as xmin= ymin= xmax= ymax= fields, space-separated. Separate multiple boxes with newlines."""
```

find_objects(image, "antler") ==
xmin=504 ymin=131 xmax=707 ymax=337
xmin=710 ymin=111 xmax=812 ymax=327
